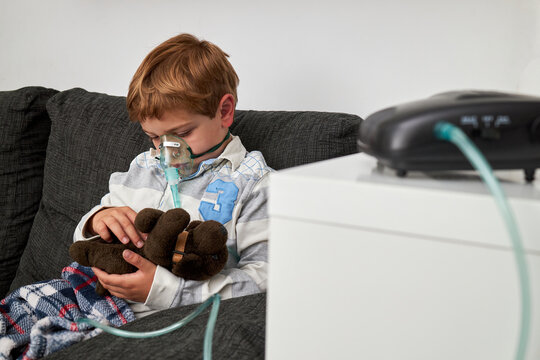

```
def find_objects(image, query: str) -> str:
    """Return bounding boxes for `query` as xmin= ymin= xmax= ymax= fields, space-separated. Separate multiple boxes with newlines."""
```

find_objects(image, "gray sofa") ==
xmin=0 ymin=86 xmax=361 ymax=359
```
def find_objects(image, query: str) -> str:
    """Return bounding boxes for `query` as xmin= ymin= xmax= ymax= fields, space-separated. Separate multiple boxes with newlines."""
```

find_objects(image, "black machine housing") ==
xmin=357 ymin=90 xmax=540 ymax=181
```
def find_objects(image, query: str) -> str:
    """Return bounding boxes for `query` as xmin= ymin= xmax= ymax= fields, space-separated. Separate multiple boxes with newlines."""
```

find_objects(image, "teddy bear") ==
xmin=69 ymin=208 xmax=229 ymax=296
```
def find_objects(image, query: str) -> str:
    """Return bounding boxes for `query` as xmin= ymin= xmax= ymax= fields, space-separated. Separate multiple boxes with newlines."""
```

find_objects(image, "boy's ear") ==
xmin=218 ymin=94 xmax=235 ymax=128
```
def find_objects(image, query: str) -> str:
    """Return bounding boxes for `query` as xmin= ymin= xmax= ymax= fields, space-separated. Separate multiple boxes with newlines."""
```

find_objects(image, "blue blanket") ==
xmin=0 ymin=263 xmax=135 ymax=360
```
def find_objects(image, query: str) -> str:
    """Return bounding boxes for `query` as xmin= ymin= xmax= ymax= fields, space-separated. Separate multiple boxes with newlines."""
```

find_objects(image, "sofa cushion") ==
xmin=232 ymin=110 xmax=361 ymax=170
xmin=0 ymin=86 xmax=58 ymax=298
xmin=10 ymin=88 xmax=362 ymax=289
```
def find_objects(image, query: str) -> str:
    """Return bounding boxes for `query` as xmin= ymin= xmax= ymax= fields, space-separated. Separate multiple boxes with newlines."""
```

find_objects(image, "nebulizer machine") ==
xmin=78 ymin=133 xmax=231 ymax=360
xmin=357 ymin=91 xmax=537 ymax=360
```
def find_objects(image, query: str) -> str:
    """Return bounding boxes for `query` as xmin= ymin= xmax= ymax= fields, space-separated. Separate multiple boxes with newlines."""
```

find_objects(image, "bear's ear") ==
xmin=185 ymin=220 xmax=203 ymax=232
xmin=135 ymin=208 xmax=164 ymax=233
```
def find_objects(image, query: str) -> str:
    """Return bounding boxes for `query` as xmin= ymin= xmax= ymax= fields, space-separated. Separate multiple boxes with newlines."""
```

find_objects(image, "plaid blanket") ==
xmin=0 ymin=262 xmax=135 ymax=360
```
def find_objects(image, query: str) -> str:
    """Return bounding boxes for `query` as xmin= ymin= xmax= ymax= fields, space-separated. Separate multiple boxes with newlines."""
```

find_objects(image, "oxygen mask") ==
xmin=150 ymin=131 xmax=231 ymax=209
xmin=158 ymin=134 xmax=195 ymax=178
xmin=148 ymin=134 xmax=193 ymax=208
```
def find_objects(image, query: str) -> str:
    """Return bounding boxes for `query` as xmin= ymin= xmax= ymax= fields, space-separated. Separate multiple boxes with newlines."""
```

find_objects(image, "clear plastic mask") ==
xmin=149 ymin=131 xmax=231 ymax=179
xmin=158 ymin=134 xmax=194 ymax=178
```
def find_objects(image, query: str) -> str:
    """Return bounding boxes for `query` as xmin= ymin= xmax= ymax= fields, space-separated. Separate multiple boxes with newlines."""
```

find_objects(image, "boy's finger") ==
xmin=94 ymin=225 xmax=112 ymax=242
xmin=123 ymin=250 xmax=152 ymax=271
xmin=126 ymin=210 xmax=148 ymax=243
xmin=92 ymin=267 xmax=108 ymax=281
xmin=98 ymin=281 xmax=124 ymax=295
xmin=125 ymin=208 xmax=138 ymax=225
xmin=116 ymin=213 xmax=144 ymax=247
xmin=124 ymin=208 xmax=145 ymax=238
xmin=104 ymin=219 xmax=129 ymax=244
xmin=93 ymin=268 xmax=124 ymax=288
xmin=123 ymin=223 xmax=145 ymax=248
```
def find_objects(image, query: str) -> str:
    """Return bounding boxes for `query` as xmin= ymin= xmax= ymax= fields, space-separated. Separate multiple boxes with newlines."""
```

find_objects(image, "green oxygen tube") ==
xmin=75 ymin=136 xmax=224 ymax=359
xmin=77 ymin=293 xmax=221 ymax=360
xmin=434 ymin=122 xmax=531 ymax=360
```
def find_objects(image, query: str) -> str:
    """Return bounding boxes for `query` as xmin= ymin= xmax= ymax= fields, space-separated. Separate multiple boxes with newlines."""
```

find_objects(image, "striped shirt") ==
xmin=73 ymin=135 xmax=271 ymax=317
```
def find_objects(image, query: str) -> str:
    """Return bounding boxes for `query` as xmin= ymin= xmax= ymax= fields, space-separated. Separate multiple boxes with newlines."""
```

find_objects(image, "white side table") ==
xmin=267 ymin=153 xmax=540 ymax=359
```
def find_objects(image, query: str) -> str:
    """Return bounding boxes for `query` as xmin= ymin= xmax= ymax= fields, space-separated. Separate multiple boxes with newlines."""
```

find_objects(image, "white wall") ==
xmin=0 ymin=0 xmax=537 ymax=118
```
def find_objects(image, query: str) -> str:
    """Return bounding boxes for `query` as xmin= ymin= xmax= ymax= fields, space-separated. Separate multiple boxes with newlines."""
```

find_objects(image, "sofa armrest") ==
xmin=0 ymin=86 xmax=58 ymax=298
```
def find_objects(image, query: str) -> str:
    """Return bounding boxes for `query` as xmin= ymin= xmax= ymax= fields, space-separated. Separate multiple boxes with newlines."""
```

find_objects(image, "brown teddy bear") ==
xmin=69 ymin=208 xmax=229 ymax=296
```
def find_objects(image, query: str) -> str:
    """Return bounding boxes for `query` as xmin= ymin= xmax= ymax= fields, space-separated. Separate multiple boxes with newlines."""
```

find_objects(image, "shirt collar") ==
xmin=184 ymin=134 xmax=246 ymax=180
xmin=213 ymin=134 xmax=246 ymax=172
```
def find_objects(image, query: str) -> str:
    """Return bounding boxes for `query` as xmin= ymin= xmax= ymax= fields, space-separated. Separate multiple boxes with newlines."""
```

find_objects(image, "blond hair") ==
xmin=127 ymin=34 xmax=239 ymax=122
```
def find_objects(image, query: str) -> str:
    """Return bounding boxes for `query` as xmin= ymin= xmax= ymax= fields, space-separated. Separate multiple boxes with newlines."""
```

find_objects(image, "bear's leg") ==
xmin=143 ymin=208 xmax=191 ymax=268
xmin=70 ymin=239 xmax=102 ymax=267
xmin=88 ymin=243 xmax=138 ymax=275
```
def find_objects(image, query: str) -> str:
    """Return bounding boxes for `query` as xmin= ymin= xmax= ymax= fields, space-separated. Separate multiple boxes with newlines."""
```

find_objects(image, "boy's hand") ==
xmin=92 ymin=250 xmax=156 ymax=303
xmin=90 ymin=206 xmax=147 ymax=248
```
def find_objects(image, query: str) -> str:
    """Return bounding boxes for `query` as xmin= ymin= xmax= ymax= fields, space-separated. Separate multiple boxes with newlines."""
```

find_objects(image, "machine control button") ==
xmin=480 ymin=127 xmax=500 ymax=140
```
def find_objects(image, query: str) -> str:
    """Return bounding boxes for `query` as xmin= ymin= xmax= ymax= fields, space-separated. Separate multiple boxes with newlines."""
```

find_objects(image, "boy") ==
xmin=73 ymin=33 xmax=271 ymax=317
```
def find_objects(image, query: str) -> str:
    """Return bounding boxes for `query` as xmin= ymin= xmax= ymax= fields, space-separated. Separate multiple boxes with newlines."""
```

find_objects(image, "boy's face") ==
xmin=140 ymin=107 xmax=232 ymax=168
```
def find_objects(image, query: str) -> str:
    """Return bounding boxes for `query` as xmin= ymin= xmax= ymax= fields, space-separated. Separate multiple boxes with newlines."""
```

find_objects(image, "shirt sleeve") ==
xmin=73 ymin=151 xmax=165 ymax=243
xmin=144 ymin=173 xmax=270 ymax=308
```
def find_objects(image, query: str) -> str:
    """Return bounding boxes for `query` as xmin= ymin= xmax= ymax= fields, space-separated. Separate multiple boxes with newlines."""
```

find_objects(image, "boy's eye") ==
xmin=176 ymin=129 xmax=193 ymax=138
xmin=174 ymin=127 xmax=196 ymax=138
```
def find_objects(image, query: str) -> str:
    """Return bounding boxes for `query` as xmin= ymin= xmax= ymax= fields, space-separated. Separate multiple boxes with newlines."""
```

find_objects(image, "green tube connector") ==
xmin=165 ymin=167 xmax=181 ymax=208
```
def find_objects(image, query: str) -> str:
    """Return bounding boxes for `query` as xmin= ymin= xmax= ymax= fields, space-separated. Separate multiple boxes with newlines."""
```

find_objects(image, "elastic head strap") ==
xmin=189 ymin=131 xmax=231 ymax=159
